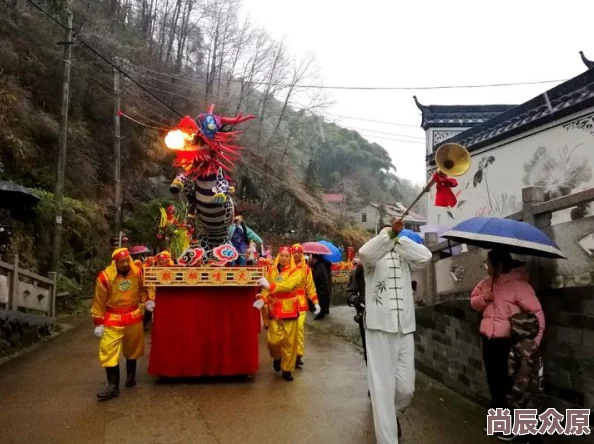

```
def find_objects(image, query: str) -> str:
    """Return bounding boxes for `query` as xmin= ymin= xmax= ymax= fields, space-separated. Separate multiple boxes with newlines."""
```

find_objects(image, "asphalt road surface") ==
xmin=0 ymin=319 xmax=493 ymax=444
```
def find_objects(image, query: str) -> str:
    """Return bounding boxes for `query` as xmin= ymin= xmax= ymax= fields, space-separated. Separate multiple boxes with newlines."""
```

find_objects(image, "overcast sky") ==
xmin=241 ymin=0 xmax=594 ymax=185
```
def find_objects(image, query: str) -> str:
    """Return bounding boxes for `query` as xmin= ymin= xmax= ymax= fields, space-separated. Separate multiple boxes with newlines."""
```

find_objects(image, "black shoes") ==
xmin=273 ymin=359 xmax=281 ymax=372
xmin=125 ymin=359 xmax=137 ymax=388
xmin=296 ymin=356 xmax=304 ymax=369
xmin=97 ymin=365 xmax=120 ymax=400
xmin=282 ymin=371 xmax=293 ymax=381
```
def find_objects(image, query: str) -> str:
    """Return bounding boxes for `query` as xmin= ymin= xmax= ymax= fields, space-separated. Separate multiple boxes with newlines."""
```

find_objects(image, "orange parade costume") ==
xmin=292 ymin=244 xmax=319 ymax=361
xmin=259 ymin=247 xmax=302 ymax=377
xmin=92 ymin=248 xmax=151 ymax=400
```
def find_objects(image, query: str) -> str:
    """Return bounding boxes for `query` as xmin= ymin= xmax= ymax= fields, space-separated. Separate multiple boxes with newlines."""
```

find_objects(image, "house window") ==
xmin=361 ymin=213 xmax=367 ymax=223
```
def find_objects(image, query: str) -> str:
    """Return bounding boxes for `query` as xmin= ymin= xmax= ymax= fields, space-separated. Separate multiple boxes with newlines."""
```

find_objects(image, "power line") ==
xmin=322 ymin=112 xmax=419 ymax=128
xmin=25 ymin=0 xmax=67 ymax=28
xmin=23 ymin=0 xmax=185 ymax=119
xmin=78 ymin=41 xmax=184 ymax=118
xmin=342 ymin=126 xmax=424 ymax=139
xmin=126 ymin=60 xmax=566 ymax=92
xmin=351 ymin=133 xmax=425 ymax=144
xmin=254 ymin=78 xmax=567 ymax=91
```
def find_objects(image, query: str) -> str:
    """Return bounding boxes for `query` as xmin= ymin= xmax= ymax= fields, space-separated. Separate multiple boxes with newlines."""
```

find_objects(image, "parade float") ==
xmin=330 ymin=246 xmax=355 ymax=283
xmin=145 ymin=105 xmax=264 ymax=379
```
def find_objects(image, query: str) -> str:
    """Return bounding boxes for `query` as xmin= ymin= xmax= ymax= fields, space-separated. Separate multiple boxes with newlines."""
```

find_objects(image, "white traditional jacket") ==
xmin=358 ymin=228 xmax=432 ymax=335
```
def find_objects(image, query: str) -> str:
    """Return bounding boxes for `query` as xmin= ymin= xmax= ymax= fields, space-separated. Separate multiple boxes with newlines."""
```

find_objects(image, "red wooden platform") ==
xmin=148 ymin=286 xmax=261 ymax=377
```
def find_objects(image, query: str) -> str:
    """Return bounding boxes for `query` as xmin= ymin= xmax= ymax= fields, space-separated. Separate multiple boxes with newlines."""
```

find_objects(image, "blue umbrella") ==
xmin=317 ymin=240 xmax=343 ymax=263
xmin=398 ymin=229 xmax=424 ymax=245
xmin=442 ymin=217 xmax=566 ymax=259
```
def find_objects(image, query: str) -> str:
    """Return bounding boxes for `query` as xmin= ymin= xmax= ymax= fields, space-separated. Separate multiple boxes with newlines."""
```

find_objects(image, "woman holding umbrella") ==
xmin=444 ymin=217 xmax=557 ymax=436
xmin=470 ymin=249 xmax=545 ymax=421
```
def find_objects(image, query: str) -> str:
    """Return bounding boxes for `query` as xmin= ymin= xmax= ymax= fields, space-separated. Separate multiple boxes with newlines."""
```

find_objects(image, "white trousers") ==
xmin=366 ymin=329 xmax=415 ymax=444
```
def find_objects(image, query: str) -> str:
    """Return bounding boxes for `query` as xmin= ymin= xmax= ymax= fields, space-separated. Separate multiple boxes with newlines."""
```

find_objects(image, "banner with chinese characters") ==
xmin=144 ymin=267 xmax=266 ymax=287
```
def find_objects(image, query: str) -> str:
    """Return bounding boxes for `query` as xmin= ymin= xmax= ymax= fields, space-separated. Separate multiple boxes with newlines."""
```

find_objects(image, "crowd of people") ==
xmin=344 ymin=220 xmax=545 ymax=444
xmin=91 ymin=216 xmax=546 ymax=444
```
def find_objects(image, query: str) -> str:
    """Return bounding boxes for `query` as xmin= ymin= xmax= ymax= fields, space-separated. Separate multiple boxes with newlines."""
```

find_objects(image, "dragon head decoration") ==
xmin=164 ymin=105 xmax=256 ymax=266
xmin=165 ymin=104 xmax=256 ymax=178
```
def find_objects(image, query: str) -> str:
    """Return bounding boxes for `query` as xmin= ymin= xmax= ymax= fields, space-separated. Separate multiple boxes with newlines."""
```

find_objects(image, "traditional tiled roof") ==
xmin=428 ymin=63 xmax=594 ymax=166
xmin=414 ymin=96 xmax=516 ymax=130
xmin=580 ymin=51 xmax=594 ymax=69
xmin=322 ymin=193 xmax=345 ymax=204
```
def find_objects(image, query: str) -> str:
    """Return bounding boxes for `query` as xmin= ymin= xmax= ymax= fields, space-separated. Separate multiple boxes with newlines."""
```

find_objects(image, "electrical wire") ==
xmin=125 ymin=61 xmax=566 ymax=92
xmin=78 ymin=41 xmax=184 ymax=118
xmin=24 ymin=0 xmax=67 ymax=28
xmin=341 ymin=126 xmax=424 ymax=139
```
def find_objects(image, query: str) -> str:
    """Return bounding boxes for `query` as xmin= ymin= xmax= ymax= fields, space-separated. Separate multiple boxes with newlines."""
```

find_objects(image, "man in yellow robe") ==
xmin=92 ymin=248 xmax=154 ymax=400
xmin=257 ymin=247 xmax=305 ymax=382
xmin=291 ymin=244 xmax=320 ymax=368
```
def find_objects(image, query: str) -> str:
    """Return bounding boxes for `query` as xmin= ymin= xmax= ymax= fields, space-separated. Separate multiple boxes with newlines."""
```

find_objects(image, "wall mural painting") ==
xmin=428 ymin=111 xmax=594 ymax=227
xmin=522 ymin=144 xmax=593 ymax=220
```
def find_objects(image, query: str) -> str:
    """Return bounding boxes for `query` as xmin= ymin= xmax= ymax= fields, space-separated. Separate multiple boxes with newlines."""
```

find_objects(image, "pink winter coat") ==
xmin=470 ymin=267 xmax=545 ymax=345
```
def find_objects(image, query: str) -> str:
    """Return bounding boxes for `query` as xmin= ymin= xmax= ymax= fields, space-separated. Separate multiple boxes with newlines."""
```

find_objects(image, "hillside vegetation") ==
xmin=0 ymin=0 xmax=423 ymax=297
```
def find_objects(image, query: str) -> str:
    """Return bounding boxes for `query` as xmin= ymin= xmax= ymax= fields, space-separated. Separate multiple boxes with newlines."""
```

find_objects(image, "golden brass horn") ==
xmin=398 ymin=143 xmax=471 ymax=222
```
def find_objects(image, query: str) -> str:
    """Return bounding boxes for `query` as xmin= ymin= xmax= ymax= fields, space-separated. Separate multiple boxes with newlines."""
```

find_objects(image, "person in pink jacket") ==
xmin=470 ymin=249 xmax=545 ymax=426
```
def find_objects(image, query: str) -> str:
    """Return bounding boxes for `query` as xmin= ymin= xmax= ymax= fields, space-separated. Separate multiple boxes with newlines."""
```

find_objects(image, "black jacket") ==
xmin=312 ymin=261 xmax=330 ymax=300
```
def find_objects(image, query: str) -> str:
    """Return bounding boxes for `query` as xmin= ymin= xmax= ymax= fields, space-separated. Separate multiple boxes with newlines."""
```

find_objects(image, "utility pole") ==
xmin=51 ymin=4 xmax=73 ymax=274
xmin=113 ymin=59 xmax=122 ymax=234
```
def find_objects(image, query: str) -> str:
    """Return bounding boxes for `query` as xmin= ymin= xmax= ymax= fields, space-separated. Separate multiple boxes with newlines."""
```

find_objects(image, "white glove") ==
xmin=145 ymin=300 xmax=155 ymax=312
xmin=258 ymin=277 xmax=270 ymax=290
xmin=253 ymin=299 xmax=265 ymax=310
xmin=94 ymin=325 xmax=104 ymax=338
xmin=314 ymin=304 xmax=321 ymax=316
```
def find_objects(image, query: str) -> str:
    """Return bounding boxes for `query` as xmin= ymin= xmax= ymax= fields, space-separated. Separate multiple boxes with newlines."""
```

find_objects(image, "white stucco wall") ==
xmin=426 ymin=108 xmax=594 ymax=227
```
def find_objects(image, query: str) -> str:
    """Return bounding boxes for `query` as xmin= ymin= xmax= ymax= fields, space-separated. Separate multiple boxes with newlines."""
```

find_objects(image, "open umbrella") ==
xmin=318 ymin=240 xmax=342 ymax=263
xmin=442 ymin=217 xmax=566 ymax=259
xmin=129 ymin=245 xmax=150 ymax=255
xmin=301 ymin=242 xmax=332 ymax=255
xmin=398 ymin=229 xmax=424 ymax=245
xmin=0 ymin=181 xmax=40 ymax=210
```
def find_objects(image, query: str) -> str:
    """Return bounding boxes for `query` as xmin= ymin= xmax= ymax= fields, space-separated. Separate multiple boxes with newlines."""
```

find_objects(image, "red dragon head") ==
xmin=164 ymin=104 xmax=255 ymax=177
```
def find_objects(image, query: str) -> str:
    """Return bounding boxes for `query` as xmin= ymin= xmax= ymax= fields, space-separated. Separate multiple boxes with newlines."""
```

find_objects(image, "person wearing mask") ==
xmin=470 ymin=249 xmax=544 ymax=438
xmin=92 ymin=248 xmax=154 ymax=400
xmin=256 ymin=247 xmax=317 ymax=381
xmin=228 ymin=212 xmax=263 ymax=266
xmin=291 ymin=244 xmax=320 ymax=368
xmin=309 ymin=254 xmax=330 ymax=320
xmin=359 ymin=219 xmax=432 ymax=444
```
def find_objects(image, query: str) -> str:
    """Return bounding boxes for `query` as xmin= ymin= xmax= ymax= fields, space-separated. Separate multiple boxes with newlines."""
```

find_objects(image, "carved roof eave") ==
xmin=414 ymin=96 xmax=517 ymax=130
xmin=427 ymin=68 xmax=594 ymax=166
xmin=580 ymin=51 xmax=594 ymax=69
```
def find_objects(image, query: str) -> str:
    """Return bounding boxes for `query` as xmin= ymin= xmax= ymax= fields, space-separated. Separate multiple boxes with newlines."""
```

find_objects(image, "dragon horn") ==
xmin=218 ymin=114 xmax=256 ymax=126
xmin=208 ymin=104 xmax=215 ymax=114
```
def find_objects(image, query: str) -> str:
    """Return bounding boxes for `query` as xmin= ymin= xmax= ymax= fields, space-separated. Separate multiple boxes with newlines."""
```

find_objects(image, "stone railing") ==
xmin=411 ymin=186 xmax=594 ymax=437
xmin=414 ymin=186 xmax=594 ymax=305
xmin=0 ymin=254 xmax=57 ymax=321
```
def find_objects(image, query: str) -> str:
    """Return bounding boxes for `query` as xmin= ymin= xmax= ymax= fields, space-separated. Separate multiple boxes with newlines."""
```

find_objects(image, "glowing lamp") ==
xmin=165 ymin=130 xmax=189 ymax=150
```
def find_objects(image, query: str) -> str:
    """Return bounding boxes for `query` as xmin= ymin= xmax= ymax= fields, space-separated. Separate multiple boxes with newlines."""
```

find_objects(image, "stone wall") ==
xmin=414 ymin=299 xmax=489 ymax=406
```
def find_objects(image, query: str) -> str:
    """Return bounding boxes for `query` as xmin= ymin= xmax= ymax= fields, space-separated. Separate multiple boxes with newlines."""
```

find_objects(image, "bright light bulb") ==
xmin=164 ymin=130 xmax=187 ymax=150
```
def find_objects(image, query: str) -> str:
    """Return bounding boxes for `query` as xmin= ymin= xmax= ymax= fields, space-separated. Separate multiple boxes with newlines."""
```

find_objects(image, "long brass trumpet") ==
xmin=398 ymin=143 xmax=471 ymax=222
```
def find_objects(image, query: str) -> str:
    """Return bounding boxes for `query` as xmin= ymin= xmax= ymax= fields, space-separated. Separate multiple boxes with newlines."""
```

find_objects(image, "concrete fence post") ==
xmin=522 ymin=186 xmax=550 ymax=228
xmin=9 ymin=254 xmax=19 ymax=311
xmin=424 ymin=232 xmax=439 ymax=305
xmin=47 ymin=271 xmax=58 ymax=319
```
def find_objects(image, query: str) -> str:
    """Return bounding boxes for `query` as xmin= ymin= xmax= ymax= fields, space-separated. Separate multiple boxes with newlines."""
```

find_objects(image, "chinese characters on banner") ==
xmin=487 ymin=408 xmax=591 ymax=436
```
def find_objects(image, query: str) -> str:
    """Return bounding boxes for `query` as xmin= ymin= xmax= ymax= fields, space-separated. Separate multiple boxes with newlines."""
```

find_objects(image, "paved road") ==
xmin=0 ymin=319 xmax=493 ymax=444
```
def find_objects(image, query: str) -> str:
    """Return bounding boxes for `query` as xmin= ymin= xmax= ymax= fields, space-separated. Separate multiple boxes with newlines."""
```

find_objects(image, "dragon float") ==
xmin=163 ymin=105 xmax=255 ymax=266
